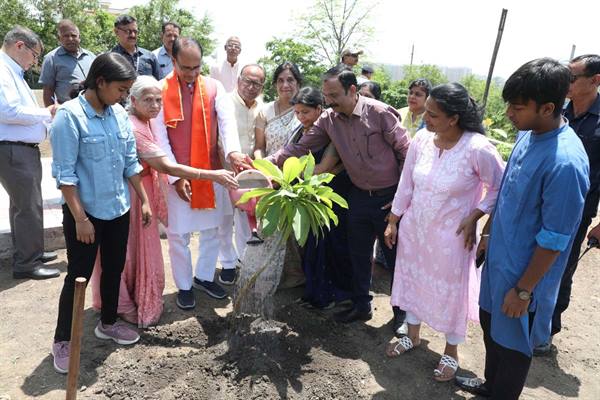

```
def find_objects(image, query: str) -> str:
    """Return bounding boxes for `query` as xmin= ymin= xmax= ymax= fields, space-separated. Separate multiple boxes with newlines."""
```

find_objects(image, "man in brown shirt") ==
xmin=269 ymin=65 xmax=410 ymax=325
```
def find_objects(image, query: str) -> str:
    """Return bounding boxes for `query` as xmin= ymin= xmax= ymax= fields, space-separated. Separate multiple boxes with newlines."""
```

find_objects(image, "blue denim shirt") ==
xmin=50 ymin=94 xmax=142 ymax=220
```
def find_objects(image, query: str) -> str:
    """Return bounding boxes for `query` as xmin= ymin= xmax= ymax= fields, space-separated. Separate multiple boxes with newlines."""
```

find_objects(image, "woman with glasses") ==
xmin=88 ymin=75 xmax=237 ymax=328
xmin=254 ymin=61 xmax=305 ymax=289
xmin=400 ymin=78 xmax=432 ymax=137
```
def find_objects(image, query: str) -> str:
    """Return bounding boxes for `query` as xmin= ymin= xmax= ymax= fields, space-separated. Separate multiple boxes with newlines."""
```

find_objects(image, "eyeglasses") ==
xmin=226 ymin=44 xmax=241 ymax=50
xmin=117 ymin=27 xmax=139 ymax=36
xmin=240 ymin=77 xmax=264 ymax=89
xmin=23 ymin=43 xmax=40 ymax=62
xmin=570 ymin=73 xmax=591 ymax=83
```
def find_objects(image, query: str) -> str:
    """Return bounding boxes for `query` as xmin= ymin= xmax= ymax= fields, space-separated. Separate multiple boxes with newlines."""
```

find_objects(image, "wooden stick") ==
xmin=66 ymin=277 xmax=87 ymax=400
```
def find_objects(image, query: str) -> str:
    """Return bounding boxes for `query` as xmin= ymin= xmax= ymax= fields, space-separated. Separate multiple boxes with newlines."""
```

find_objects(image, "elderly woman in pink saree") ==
xmin=91 ymin=76 xmax=238 ymax=327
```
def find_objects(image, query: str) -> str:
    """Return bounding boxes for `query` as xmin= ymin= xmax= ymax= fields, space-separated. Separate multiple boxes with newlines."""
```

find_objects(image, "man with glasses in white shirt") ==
xmin=0 ymin=26 xmax=60 ymax=280
xmin=210 ymin=36 xmax=243 ymax=92
xmin=216 ymin=64 xmax=266 ymax=284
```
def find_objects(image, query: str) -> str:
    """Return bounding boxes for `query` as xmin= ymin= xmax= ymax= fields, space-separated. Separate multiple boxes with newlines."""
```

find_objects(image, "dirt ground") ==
xmin=1 ymin=234 xmax=599 ymax=400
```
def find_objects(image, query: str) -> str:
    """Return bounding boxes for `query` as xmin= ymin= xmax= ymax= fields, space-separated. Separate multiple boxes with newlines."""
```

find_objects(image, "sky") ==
xmin=111 ymin=0 xmax=599 ymax=79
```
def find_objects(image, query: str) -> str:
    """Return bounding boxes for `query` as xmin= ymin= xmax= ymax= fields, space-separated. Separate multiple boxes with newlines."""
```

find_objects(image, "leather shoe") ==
xmin=13 ymin=267 xmax=60 ymax=280
xmin=40 ymin=251 xmax=58 ymax=263
xmin=455 ymin=376 xmax=491 ymax=397
xmin=334 ymin=307 xmax=372 ymax=323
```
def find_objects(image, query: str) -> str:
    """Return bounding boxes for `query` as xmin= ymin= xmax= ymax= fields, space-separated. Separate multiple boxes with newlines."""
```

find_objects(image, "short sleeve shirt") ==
xmin=38 ymin=46 xmax=95 ymax=103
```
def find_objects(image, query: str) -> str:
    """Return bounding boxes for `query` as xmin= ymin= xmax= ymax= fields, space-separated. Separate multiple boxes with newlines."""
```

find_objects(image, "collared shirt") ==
xmin=399 ymin=106 xmax=425 ymax=137
xmin=0 ymin=51 xmax=51 ymax=143
xmin=229 ymin=90 xmax=262 ymax=155
xmin=269 ymin=95 xmax=410 ymax=190
xmin=152 ymin=45 xmax=173 ymax=80
xmin=563 ymin=94 xmax=600 ymax=193
xmin=111 ymin=44 xmax=160 ymax=80
xmin=38 ymin=46 xmax=95 ymax=103
xmin=210 ymin=59 xmax=241 ymax=92
xmin=480 ymin=123 xmax=589 ymax=356
xmin=50 ymin=94 xmax=142 ymax=220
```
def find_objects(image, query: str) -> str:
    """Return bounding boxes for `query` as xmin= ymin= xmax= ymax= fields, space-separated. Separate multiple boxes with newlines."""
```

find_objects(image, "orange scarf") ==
xmin=162 ymin=74 xmax=215 ymax=209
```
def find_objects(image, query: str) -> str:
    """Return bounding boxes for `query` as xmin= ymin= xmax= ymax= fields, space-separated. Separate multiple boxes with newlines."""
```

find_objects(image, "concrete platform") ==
xmin=0 ymin=157 xmax=65 ymax=259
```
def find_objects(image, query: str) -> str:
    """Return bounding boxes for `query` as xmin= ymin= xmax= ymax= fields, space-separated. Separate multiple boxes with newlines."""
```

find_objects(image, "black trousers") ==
xmin=552 ymin=189 xmax=599 ymax=336
xmin=54 ymin=205 xmax=130 ymax=342
xmin=480 ymin=309 xmax=532 ymax=400
xmin=346 ymin=185 xmax=403 ymax=320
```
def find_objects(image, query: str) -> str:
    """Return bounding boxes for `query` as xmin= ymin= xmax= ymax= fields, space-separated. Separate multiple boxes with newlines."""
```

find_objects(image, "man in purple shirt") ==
xmin=269 ymin=64 xmax=410 ymax=325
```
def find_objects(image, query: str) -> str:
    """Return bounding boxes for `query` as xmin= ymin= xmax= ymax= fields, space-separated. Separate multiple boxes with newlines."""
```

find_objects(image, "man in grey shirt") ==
xmin=39 ymin=19 xmax=95 ymax=105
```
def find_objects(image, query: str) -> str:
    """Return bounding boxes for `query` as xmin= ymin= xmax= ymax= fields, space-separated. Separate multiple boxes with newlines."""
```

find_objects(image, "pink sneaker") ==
xmin=52 ymin=341 xmax=70 ymax=374
xmin=94 ymin=321 xmax=140 ymax=345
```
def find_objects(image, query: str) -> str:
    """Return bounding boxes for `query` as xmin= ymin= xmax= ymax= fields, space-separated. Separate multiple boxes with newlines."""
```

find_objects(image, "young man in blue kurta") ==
xmin=456 ymin=58 xmax=590 ymax=399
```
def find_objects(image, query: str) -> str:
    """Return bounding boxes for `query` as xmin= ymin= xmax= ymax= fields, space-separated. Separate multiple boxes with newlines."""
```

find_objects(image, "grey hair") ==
xmin=128 ymin=75 xmax=162 ymax=112
xmin=3 ymin=25 xmax=42 ymax=51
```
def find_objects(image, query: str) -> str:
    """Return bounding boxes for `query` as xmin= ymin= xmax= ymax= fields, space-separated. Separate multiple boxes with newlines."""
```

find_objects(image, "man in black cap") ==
xmin=357 ymin=65 xmax=374 ymax=84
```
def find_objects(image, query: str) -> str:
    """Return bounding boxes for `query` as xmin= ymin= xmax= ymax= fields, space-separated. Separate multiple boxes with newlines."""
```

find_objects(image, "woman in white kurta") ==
xmin=384 ymin=83 xmax=505 ymax=382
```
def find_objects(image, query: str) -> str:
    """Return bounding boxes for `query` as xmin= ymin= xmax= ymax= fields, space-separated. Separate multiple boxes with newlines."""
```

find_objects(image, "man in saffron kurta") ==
xmin=154 ymin=37 xmax=251 ymax=310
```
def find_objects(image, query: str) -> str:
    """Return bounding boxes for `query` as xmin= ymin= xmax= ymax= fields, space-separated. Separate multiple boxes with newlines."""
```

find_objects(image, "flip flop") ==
xmin=434 ymin=354 xmax=459 ymax=382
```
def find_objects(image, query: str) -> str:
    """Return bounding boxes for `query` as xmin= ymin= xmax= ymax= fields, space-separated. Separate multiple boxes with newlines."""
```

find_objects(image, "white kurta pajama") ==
xmin=155 ymin=77 xmax=241 ymax=290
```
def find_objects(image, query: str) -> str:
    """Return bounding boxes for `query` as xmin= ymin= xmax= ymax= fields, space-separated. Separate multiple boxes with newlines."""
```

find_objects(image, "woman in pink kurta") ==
xmin=91 ymin=76 xmax=238 ymax=327
xmin=383 ymin=83 xmax=505 ymax=381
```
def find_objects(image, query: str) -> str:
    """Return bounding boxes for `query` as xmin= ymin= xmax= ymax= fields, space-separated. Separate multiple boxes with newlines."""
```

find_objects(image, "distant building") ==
xmin=100 ymin=1 xmax=129 ymax=15
xmin=379 ymin=64 xmax=475 ymax=83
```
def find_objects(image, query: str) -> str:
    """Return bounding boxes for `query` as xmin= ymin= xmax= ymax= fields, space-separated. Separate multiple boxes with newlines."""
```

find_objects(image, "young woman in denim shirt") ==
xmin=50 ymin=53 xmax=152 ymax=374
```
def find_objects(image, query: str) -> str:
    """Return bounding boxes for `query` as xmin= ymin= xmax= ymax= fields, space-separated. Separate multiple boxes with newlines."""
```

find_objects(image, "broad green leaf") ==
xmin=261 ymin=202 xmax=281 ymax=237
xmin=255 ymin=191 xmax=280 ymax=218
xmin=303 ymin=152 xmax=315 ymax=180
xmin=292 ymin=204 xmax=310 ymax=246
xmin=325 ymin=206 xmax=339 ymax=226
xmin=318 ymin=195 xmax=332 ymax=208
xmin=236 ymin=188 xmax=275 ymax=205
xmin=328 ymin=192 xmax=348 ymax=208
xmin=253 ymin=159 xmax=284 ymax=181
xmin=282 ymin=157 xmax=303 ymax=184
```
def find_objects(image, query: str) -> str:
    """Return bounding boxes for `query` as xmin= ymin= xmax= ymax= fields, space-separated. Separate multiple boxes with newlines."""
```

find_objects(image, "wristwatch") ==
xmin=515 ymin=286 xmax=531 ymax=301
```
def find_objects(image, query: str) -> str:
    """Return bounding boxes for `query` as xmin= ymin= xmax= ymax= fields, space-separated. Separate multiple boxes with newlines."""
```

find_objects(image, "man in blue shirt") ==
xmin=536 ymin=54 xmax=600 ymax=354
xmin=39 ymin=19 xmax=95 ymax=105
xmin=110 ymin=15 xmax=159 ymax=80
xmin=455 ymin=58 xmax=590 ymax=399
xmin=152 ymin=21 xmax=180 ymax=80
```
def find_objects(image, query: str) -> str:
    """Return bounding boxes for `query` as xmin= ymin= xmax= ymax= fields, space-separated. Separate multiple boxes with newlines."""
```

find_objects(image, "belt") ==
xmin=0 ymin=140 xmax=39 ymax=148
xmin=357 ymin=185 xmax=397 ymax=197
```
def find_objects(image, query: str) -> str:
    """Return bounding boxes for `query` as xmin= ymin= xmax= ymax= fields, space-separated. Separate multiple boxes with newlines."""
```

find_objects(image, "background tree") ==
xmin=371 ymin=64 xmax=447 ymax=110
xmin=258 ymin=37 xmax=327 ymax=102
xmin=297 ymin=0 xmax=376 ymax=66
xmin=0 ymin=0 xmax=31 ymax=42
xmin=129 ymin=0 xmax=215 ymax=57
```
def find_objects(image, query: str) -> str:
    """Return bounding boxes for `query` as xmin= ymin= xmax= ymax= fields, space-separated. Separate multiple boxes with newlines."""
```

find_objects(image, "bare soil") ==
xmin=1 ymin=235 xmax=599 ymax=400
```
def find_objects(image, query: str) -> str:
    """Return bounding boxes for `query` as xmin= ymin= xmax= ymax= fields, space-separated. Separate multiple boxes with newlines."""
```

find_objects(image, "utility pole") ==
xmin=570 ymin=44 xmax=576 ymax=61
xmin=483 ymin=8 xmax=508 ymax=109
